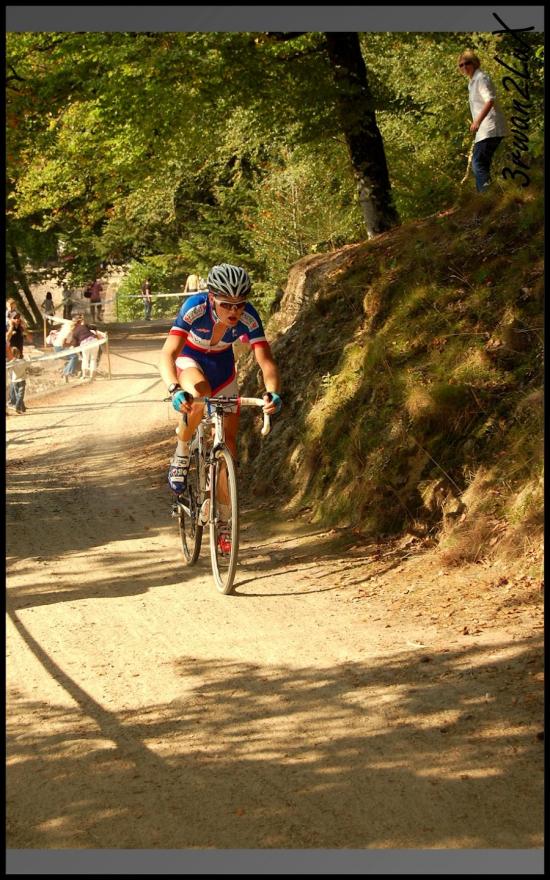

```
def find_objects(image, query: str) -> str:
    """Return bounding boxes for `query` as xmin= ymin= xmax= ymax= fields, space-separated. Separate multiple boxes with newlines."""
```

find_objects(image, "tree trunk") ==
xmin=9 ymin=244 xmax=42 ymax=326
xmin=324 ymin=33 xmax=399 ymax=238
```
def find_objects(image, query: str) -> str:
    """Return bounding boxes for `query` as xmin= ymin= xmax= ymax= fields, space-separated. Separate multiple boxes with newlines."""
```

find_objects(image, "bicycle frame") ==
xmin=191 ymin=396 xmax=269 ymax=522
xmin=194 ymin=400 xmax=228 ymax=473
xmin=173 ymin=395 xmax=270 ymax=593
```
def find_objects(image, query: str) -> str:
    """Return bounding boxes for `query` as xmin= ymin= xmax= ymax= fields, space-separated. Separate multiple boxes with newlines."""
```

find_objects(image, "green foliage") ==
xmin=358 ymin=33 xmax=468 ymax=218
xmin=239 ymin=180 xmax=543 ymax=549
xmin=359 ymin=31 xmax=544 ymax=220
xmin=246 ymin=141 xmax=362 ymax=287
xmin=115 ymin=257 xmax=188 ymax=321
xmin=6 ymin=29 xmax=545 ymax=319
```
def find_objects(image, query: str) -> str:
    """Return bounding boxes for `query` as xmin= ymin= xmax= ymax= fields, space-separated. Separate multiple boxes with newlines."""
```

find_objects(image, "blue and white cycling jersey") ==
xmin=170 ymin=293 xmax=268 ymax=355
xmin=169 ymin=293 xmax=269 ymax=395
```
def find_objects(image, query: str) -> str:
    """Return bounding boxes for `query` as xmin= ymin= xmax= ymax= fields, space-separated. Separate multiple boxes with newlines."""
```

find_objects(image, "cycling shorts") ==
xmin=176 ymin=347 xmax=239 ymax=411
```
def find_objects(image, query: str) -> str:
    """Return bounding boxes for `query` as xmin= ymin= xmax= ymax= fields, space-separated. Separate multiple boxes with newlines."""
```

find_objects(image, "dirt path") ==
xmin=6 ymin=323 xmax=544 ymax=851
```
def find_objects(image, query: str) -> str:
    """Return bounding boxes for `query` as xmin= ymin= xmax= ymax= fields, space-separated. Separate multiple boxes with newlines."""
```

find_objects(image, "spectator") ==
xmin=54 ymin=319 xmax=80 ymax=383
xmin=183 ymin=272 xmax=200 ymax=294
xmin=41 ymin=291 xmax=55 ymax=316
xmin=6 ymin=311 xmax=32 ymax=357
xmin=6 ymin=300 xmax=30 ymax=339
xmin=89 ymin=280 xmax=103 ymax=322
xmin=458 ymin=50 xmax=508 ymax=193
xmin=88 ymin=324 xmax=106 ymax=374
xmin=45 ymin=326 xmax=60 ymax=348
xmin=62 ymin=287 xmax=75 ymax=320
xmin=6 ymin=302 xmax=16 ymax=358
xmin=7 ymin=346 xmax=27 ymax=414
xmin=141 ymin=278 xmax=153 ymax=320
xmin=71 ymin=313 xmax=101 ymax=381
xmin=6 ymin=298 xmax=18 ymax=328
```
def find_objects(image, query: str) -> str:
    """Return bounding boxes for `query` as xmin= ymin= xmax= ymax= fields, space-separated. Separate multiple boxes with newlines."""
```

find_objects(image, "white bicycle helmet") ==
xmin=207 ymin=264 xmax=251 ymax=299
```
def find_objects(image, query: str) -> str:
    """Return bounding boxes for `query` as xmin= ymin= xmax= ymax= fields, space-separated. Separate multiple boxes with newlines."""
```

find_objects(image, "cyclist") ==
xmin=159 ymin=263 xmax=282 ymax=539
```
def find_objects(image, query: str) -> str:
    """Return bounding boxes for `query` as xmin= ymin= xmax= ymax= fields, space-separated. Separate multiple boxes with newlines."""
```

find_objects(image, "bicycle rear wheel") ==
xmin=178 ymin=449 xmax=203 ymax=564
xmin=209 ymin=446 xmax=239 ymax=594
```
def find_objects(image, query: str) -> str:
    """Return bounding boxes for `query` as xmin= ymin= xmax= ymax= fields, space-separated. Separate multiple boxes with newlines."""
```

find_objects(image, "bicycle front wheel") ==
xmin=178 ymin=449 xmax=203 ymax=565
xmin=209 ymin=447 xmax=239 ymax=594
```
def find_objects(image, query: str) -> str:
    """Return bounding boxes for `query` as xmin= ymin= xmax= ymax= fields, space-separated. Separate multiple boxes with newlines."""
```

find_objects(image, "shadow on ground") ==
xmin=6 ymin=614 xmax=544 ymax=849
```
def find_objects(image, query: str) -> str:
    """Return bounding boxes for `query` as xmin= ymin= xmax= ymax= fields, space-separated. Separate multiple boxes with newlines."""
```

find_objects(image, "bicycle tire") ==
xmin=178 ymin=449 xmax=203 ymax=565
xmin=209 ymin=446 xmax=239 ymax=594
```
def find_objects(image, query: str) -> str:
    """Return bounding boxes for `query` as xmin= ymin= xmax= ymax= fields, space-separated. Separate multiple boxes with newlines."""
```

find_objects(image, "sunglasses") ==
xmin=215 ymin=299 xmax=246 ymax=311
xmin=458 ymin=61 xmax=473 ymax=69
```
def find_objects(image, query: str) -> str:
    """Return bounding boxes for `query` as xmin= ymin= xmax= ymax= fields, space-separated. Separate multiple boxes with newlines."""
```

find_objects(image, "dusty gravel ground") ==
xmin=6 ymin=321 xmax=544 ymax=851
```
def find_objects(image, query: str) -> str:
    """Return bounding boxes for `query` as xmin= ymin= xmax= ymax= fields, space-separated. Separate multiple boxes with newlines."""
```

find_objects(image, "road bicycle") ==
xmin=172 ymin=396 xmax=271 ymax=594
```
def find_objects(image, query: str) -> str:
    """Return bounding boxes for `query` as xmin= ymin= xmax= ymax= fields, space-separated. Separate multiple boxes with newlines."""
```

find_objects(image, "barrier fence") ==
xmin=8 ymin=293 xmax=198 ymax=392
xmin=116 ymin=290 xmax=196 ymax=302
xmin=39 ymin=291 xmax=194 ymax=326
xmin=10 ymin=293 xmax=185 ymax=371
xmin=114 ymin=291 xmax=195 ymax=321
xmin=7 ymin=313 xmax=111 ymax=382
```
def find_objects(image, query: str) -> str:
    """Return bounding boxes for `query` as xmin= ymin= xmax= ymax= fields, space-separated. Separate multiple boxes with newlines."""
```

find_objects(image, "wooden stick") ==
xmin=460 ymin=142 xmax=475 ymax=186
xmin=105 ymin=333 xmax=112 ymax=379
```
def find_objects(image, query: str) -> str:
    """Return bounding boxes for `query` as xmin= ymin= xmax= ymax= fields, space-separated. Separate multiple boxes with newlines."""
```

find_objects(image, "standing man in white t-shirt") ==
xmin=458 ymin=51 xmax=507 ymax=192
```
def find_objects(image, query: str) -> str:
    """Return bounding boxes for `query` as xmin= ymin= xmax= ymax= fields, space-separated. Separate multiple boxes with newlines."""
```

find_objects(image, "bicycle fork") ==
xmin=197 ymin=413 xmax=226 ymax=527
xmin=200 ymin=452 xmax=226 ymax=527
xmin=198 ymin=424 xmax=227 ymax=527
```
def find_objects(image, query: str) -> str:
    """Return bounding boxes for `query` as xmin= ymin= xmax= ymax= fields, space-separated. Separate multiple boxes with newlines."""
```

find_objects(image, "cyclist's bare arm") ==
xmin=253 ymin=344 xmax=281 ymax=415
xmin=160 ymin=333 xmax=200 ymax=416
xmin=160 ymin=333 xmax=184 ymax=389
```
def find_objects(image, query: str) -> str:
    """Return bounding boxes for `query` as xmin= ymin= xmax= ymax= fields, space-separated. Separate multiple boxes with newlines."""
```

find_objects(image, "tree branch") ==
xmin=34 ymin=35 xmax=72 ymax=53
xmin=260 ymin=32 xmax=325 ymax=62
xmin=6 ymin=63 xmax=26 ymax=83
xmin=265 ymin=32 xmax=308 ymax=42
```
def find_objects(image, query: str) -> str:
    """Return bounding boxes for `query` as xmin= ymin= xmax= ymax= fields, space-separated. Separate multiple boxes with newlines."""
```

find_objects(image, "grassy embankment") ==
xmin=239 ymin=176 xmax=543 ymax=570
